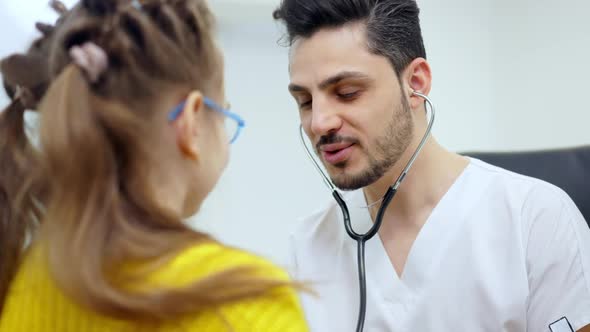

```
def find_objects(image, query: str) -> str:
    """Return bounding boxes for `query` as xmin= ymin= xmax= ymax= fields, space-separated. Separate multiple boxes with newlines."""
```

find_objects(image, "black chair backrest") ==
xmin=466 ymin=146 xmax=590 ymax=227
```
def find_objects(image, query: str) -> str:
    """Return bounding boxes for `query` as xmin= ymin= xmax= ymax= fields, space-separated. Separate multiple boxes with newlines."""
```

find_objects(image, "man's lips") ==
xmin=319 ymin=142 xmax=355 ymax=153
xmin=320 ymin=142 xmax=355 ymax=165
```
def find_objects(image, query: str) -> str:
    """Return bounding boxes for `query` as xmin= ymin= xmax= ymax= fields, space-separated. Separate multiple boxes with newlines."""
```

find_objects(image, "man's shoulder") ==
xmin=468 ymin=158 xmax=580 ymax=224
xmin=469 ymin=158 xmax=571 ymax=201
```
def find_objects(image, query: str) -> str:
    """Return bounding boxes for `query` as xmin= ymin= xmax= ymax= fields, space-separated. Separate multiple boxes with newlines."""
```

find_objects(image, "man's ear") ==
xmin=403 ymin=58 xmax=432 ymax=110
xmin=172 ymin=90 xmax=204 ymax=160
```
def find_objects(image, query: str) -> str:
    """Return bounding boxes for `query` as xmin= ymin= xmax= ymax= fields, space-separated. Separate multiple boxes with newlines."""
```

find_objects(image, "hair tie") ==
xmin=69 ymin=42 xmax=109 ymax=83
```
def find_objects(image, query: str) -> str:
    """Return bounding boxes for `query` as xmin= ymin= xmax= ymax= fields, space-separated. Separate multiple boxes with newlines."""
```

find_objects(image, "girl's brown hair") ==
xmin=0 ymin=0 xmax=284 ymax=322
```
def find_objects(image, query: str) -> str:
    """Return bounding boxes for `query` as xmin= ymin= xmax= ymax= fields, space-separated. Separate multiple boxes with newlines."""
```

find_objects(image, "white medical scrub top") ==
xmin=289 ymin=159 xmax=590 ymax=331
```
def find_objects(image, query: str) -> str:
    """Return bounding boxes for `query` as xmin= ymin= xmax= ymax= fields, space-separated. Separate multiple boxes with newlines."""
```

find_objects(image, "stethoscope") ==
xmin=299 ymin=91 xmax=436 ymax=332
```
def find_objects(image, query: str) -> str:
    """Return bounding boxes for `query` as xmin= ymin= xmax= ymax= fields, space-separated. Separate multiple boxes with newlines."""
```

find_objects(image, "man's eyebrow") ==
xmin=288 ymin=71 xmax=370 ymax=93
xmin=318 ymin=71 xmax=370 ymax=90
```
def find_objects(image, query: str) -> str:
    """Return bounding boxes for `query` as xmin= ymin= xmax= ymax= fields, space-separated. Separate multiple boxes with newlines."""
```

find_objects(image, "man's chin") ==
xmin=333 ymin=180 xmax=366 ymax=191
xmin=330 ymin=173 xmax=373 ymax=191
xmin=329 ymin=163 xmax=392 ymax=191
xmin=323 ymin=160 xmax=377 ymax=190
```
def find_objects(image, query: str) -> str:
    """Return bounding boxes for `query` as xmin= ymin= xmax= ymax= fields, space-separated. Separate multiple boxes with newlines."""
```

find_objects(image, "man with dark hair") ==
xmin=274 ymin=1 xmax=590 ymax=331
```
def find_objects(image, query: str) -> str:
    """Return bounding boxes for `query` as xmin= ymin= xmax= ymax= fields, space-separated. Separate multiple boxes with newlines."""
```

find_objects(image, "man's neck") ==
xmin=363 ymin=138 xmax=469 ymax=227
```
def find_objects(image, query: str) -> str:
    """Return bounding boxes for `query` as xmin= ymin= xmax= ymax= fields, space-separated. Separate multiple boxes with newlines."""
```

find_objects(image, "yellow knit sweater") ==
xmin=0 ymin=243 xmax=309 ymax=332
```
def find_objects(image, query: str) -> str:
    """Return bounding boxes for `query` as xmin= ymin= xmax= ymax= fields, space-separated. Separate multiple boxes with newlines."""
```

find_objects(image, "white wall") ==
xmin=490 ymin=0 xmax=590 ymax=150
xmin=1 ymin=0 xmax=589 ymax=266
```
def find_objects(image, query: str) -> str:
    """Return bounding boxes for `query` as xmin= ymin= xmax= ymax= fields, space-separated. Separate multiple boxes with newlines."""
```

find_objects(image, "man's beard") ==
xmin=319 ymin=95 xmax=414 ymax=191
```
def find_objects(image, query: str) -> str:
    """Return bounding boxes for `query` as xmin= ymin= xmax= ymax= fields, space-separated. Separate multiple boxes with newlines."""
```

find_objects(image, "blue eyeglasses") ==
xmin=168 ymin=96 xmax=245 ymax=144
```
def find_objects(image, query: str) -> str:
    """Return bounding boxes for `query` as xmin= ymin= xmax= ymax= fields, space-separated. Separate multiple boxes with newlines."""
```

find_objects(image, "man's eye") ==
xmin=299 ymin=100 xmax=312 ymax=109
xmin=338 ymin=91 xmax=360 ymax=100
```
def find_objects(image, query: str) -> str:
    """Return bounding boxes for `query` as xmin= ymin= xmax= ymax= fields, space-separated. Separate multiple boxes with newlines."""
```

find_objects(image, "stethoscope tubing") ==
xmin=299 ymin=91 xmax=436 ymax=332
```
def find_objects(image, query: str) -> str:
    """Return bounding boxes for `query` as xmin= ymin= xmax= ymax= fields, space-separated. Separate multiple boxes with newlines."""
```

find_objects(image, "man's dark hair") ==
xmin=273 ymin=0 xmax=427 ymax=76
